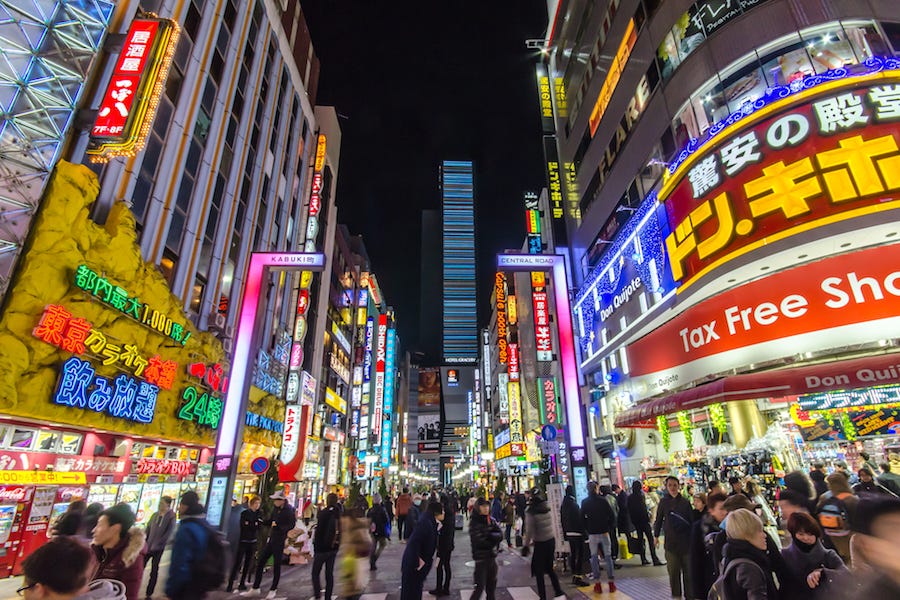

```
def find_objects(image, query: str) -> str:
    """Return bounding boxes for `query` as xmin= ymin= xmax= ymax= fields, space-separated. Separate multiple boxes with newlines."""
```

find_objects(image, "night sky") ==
xmin=300 ymin=0 xmax=549 ymax=351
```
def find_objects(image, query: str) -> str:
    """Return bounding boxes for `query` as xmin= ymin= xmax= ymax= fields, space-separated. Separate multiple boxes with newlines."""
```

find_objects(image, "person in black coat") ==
xmin=312 ymin=493 xmax=342 ymax=600
xmin=469 ymin=498 xmax=502 ymax=600
xmin=689 ymin=492 xmax=728 ymax=599
xmin=430 ymin=493 xmax=456 ymax=597
xmin=780 ymin=512 xmax=848 ymax=598
xmin=653 ymin=477 xmax=694 ymax=599
xmin=249 ymin=491 xmax=297 ymax=597
xmin=720 ymin=509 xmax=780 ymax=599
xmin=810 ymin=467 xmax=828 ymax=499
xmin=560 ymin=485 xmax=587 ymax=585
xmin=400 ymin=501 xmax=443 ymax=600
xmin=627 ymin=480 xmax=661 ymax=565
xmin=367 ymin=494 xmax=391 ymax=570
xmin=228 ymin=496 xmax=263 ymax=592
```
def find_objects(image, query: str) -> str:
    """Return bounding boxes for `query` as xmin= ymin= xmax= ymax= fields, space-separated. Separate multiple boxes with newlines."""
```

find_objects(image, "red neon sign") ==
xmin=532 ymin=291 xmax=553 ymax=361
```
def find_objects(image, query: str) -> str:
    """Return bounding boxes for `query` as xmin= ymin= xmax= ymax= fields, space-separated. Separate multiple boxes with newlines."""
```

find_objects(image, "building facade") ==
xmin=542 ymin=0 xmax=900 ymax=485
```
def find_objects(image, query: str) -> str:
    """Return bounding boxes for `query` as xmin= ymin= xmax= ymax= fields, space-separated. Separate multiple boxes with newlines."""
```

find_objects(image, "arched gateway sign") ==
xmin=207 ymin=252 xmax=325 ymax=529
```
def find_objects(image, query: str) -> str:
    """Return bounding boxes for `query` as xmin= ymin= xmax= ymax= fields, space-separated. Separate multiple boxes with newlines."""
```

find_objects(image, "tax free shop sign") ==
xmin=625 ymin=243 xmax=900 ymax=399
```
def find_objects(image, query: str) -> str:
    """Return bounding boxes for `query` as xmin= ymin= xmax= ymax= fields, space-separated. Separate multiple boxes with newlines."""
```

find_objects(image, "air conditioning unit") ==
xmin=223 ymin=338 xmax=234 ymax=354
xmin=224 ymin=324 xmax=234 ymax=338
xmin=213 ymin=313 xmax=226 ymax=330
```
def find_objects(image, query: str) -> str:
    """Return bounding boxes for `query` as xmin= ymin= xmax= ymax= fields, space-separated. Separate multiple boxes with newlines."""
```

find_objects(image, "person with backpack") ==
xmin=396 ymin=488 xmax=412 ymax=540
xmin=228 ymin=495 xmax=264 ymax=592
xmin=561 ymin=485 xmax=587 ymax=586
xmin=815 ymin=472 xmax=859 ymax=565
xmin=522 ymin=488 xmax=565 ymax=600
xmin=689 ymin=492 xmax=728 ymax=599
xmin=469 ymin=497 xmax=503 ymax=600
xmin=653 ymin=476 xmax=693 ymax=600
xmin=711 ymin=508 xmax=779 ymax=600
xmin=582 ymin=480 xmax=616 ymax=594
xmin=600 ymin=480 xmax=620 ymax=563
xmin=90 ymin=504 xmax=145 ymax=600
xmin=781 ymin=511 xmax=848 ymax=598
xmin=367 ymin=493 xmax=391 ymax=570
xmin=245 ymin=490 xmax=297 ymax=598
xmin=312 ymin=493 xmax=342 ymax=600
xmin=628 ymin=480 xmax=662 ymax=566
xmin=166 ymin=492 xmax=222 ymax=600
xmin=144 ymin=495 xmax=176 ymax=598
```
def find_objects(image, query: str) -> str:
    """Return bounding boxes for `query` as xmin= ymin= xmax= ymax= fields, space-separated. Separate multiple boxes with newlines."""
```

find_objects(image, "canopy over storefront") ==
xmin=615 ymin=352 xmax=900 ymax=427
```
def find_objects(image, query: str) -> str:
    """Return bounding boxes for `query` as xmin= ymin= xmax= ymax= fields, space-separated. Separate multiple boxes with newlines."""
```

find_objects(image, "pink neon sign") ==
xmin=496 ymin=254 xmax=585 ymax=450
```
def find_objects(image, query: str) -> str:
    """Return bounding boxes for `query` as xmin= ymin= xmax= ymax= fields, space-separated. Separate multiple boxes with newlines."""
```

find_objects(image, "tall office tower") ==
xmin=418 ymin=209 xmax=442 ymax=362
xmin=440 ymin=160 xmax=478 ymax=364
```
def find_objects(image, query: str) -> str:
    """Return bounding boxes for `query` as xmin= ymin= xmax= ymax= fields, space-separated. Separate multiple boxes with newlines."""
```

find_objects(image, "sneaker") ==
xmin=240 ymin=591 xmax=261 ymax=598
xmin=553 ymin=594 xmax=567 ymax=599
xmin=265 ymin=592 xmax=278 ymax=600
xmin=653 ymin=560 xmax=665 ymax=566
xmin=238 ymin=586 xmax=248 ymax=592
xmin=593 ymin=582 xmax=603 ymax=594
xmin=608 ymin=581 xmax=617 ymax=593
xmin=640 ymin=560 xmax=651 ymax=566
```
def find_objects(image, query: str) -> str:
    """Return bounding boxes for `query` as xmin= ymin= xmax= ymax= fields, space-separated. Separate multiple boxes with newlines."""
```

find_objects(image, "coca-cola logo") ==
xmin=0 ymin=487 xmax=28 ymax=502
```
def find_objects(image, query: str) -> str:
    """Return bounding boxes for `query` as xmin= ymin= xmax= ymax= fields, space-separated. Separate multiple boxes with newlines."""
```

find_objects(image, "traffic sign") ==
xmin=541 ymin=424 xmax=557 ymax=441
xmin=250 ymin=457 xmax=270 ymax=474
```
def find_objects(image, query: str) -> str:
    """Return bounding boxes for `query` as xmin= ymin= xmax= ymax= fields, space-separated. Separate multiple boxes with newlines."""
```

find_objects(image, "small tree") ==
xmin=494 ymin=472 xmax=507 ymax=499
xmin=378 ymin=477 xmax=389 ymax=502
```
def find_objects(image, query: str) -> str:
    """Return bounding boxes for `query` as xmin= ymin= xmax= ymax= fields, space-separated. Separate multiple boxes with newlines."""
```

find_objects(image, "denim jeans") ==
xmin=588 ymin=533 xmax=614 ymax=583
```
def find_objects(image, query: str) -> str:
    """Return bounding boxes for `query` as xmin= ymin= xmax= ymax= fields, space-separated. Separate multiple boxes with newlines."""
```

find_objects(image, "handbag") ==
xmin=627 ymin=534 xmax=642 ymax=555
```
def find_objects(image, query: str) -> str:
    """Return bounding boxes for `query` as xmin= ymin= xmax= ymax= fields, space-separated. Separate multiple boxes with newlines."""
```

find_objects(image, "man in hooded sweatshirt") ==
xmin=469 ymin=497 xmax=503 ymax=600
xmin=90 ymin=503 xmax=146 ymax=600
xmin=367 ymin=493 xmax=390 ymax=570
xmin=166 ymin=491 xmax=212 ymax=600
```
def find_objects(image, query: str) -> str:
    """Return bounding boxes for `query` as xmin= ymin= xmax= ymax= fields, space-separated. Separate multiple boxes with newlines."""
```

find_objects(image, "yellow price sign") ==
xmin=0 ymin=471 xmax=87 ymax=485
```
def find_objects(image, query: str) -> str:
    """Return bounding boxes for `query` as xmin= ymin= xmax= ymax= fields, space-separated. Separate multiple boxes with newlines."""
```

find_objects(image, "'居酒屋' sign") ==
xmin=662 ymin=76 xmax=900 ymax=292
xmin=88 ymin=18 xmax=179 ymax=161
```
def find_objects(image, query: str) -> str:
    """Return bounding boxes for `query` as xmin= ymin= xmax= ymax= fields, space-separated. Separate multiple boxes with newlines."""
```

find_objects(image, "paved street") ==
xmin=0 ymin=525 xmax=671 ymax=600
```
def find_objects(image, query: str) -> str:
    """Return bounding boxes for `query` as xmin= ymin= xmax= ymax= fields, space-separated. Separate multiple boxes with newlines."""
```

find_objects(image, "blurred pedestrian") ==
xmin=627 ymin=480 xmax=661 ymax=566
xmin=781 ymin=511 xmax=848 ymax=598
xmin=599 ymin=480 xmax=619 ymax=562
xmin=850 ymin=495 xmax=900 ymax=598
xmin=490 ymin=494 xmax=503 ymax=523
xmin=811 ymin=465 xmax=829 ymax=499
xmin=777 ymin=489 xmax=811 ymax=528
xmin=312 ymin=493 xmax=342 ymax=600
xmin=692 ymin=492 xmax=707 ymax=522
xmin=144 ymin=495 xmax=176 ymax=598
xmin=728 ymin=476 xmax=749 ymax=498
xmin=79 ymin=502 xmax=103 ymax=541
xmin=707 ymin=480 xmax=724 ymax=496
xmin=396 ymin=488 xmax=412 ymax=540
xmin=654 ymin=477 xmax=693 ymax=600
xmin=400 ymin=501 xmax=443 ymax=600
xmin=246 ymin=490 xmax=297 ymax=598
xmin=854 ymin=467 xmax=897 ymax=497
xmin=406 ymin=494 xmax=422 ymax=539
xmin=612 ymin=484 xmax=632 ymax=549
xmin=719 ymin=509 xmax=780 ymax=599
xmin=561 ymin=485 xmax=587 ymax=585
xmin=166 ymin=491 xmax=216 ymax=600
xmin=229 ymin=495 xmax=263 ymax=592
xmin=19 ymin=536 xmax=93 ymax=600
xmin=877 ymin=462 xmax=900 ymax=496
xmin=783 ymin=470 xmax=818 ymax=513
xmin=91 ymin=504 xmax=145 ymax=600
xmin=503 ymin=496 xmax=516 ymax=546
xmin=367 ymin=493 xmax=390 ymax=570
xmin=582 ymin=481 xmax=616 ymax=593
xmin=52 ymin=500 xmax=86 ymax=537
xmin=338 ymin=505 xmax=372 ymax=600
xmin=430 ymin=492 xmax=456 ymax=596
xmin=816 ymin=472 xmax=858 ymax=565
xmin=689 ymin=492 xmax=728 ymax=600
xmin=523 ymin=488 xmax=565 ymax=600
xmin=468 ymin=498 xmax=502 ymax=600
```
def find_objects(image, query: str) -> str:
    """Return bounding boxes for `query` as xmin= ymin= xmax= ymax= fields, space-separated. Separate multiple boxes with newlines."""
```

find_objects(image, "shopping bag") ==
xmin=618 ymin=535 xmax=632 ymax=560
xmin=627 ymin=534 xmax=642 ymax=555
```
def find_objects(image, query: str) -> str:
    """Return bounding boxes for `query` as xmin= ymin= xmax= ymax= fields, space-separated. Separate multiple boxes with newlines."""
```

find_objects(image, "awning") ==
xmin=614 ymin=352 xmax=900 ymax=427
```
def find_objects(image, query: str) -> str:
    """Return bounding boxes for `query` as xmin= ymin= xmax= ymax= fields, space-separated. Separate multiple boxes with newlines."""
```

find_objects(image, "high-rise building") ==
xmin=541 ymin=0 xmax=900 ymax=482
xmin=418 ymin=209 xmax=442 ymax=362
xmin=440 ymin=160 xmax=478 ymax=364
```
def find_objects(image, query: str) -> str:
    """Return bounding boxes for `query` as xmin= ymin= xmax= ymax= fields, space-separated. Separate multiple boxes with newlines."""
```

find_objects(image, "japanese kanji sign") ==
xmin=662 ymin=77 xmax=900 ymax=291
xmin=88 ymin=18 xmax=179 ymax=162
xmin=533 ymin=291 xmax=553 ymax=361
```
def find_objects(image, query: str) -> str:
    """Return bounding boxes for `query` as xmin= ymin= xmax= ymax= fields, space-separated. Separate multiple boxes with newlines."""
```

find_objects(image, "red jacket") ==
xmin=396 ymin=493 xmax=412 ymax=517
xmin=91 ymin=527 xmax=146 ymax=600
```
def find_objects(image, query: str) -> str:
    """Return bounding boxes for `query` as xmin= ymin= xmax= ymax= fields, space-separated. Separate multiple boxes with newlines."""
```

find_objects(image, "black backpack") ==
xmin=192 ymin=520 xmax=228 ymax=592
xmin=708 ymin=558 xmax=762 ymax=600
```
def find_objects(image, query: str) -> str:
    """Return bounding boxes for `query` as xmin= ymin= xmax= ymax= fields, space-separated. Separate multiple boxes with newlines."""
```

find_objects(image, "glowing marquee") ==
xmin=661 ymin=72 xmax=900 ymax=291
xmin=495 ymin=273 xmax=509 ymax=363
xmin=53 ymin=356 xmax=158 ymax=423
xmin=88 ymin=17 xmax=180 ymax=162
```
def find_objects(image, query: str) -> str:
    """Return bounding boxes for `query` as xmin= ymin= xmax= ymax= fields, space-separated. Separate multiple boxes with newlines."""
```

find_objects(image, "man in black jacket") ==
xmin=430 ymin=492 xmax=456 ymax=596
xmin=560 ymin=485 xmax=587 ymax=585
xmin=469 ymin=498 xmax=502 ymax=600
xmin=228 ymin=495 xmax=263 ymax=592
xmin=627 ymin=481 xmax=662 ymax=566
xmin=581 ymin=481 xmax=616 ymax=594
xmin=247 ymin=490 xmax=297 ymax=598
xmin=367 ymin=493 xmax=391 ymax=570
xmin=688 ymin=492 xmax=727 ymax=599
xmin=312 ymin=493 xmax=341 ymax=600
xmin=653 ymin=477 xmax=694 ymax=600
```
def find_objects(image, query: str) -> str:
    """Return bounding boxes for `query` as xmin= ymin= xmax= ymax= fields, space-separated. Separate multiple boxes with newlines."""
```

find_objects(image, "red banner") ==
xmin=662 ymin=77 xmax=900 ymax=291
xmin=628 ymin=243 xmax=900 ymax=377
xmin=532 ymin=291 xmax=553 ymax=361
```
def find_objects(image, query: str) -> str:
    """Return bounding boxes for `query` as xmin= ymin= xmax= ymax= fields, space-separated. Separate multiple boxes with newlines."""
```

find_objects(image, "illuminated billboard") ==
xmin=88 ymin=18 xmax=179 ymax=161
xmin=371 ymin=314 xmax=387 ymax=439
xmin=495 ymin=273 xmax=509 ymax=363
xmin=380 ymin=328 xmax=396 ymax=466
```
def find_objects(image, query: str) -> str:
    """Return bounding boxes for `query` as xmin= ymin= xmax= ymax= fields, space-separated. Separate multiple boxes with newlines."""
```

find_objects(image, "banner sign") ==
xmin=538 ymin=377 xmax=562 ymax=425
xmin=495 ymin=273 xmax=509 ymax=363
xmin=533 ymin=291 xmax=553 ymax=361
xmin=372 ymin=315 xmax=387 ymax=439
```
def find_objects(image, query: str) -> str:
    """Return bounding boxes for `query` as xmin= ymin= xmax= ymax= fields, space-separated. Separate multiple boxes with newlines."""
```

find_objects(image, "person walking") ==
xmin=19 ymin=536 xmax=94 ymax=600
xmin=718 ymin=509 xmax=780 ymax=599
xmin=689 ymin=492 xmax=728 ymax=599
xmin=561 ymin=485 xmax=587 ymax=586
xmin=400 ymin=501 xmax=443 ymax=600
xmin=405 ymin=494 xmax=422 ymax=540
xmin=229 ymin=495 xmax=264 ymax=592
xmin=877 ymin=462 xmax=900 ymax=496
xmin=582 ymin=481 xmax=616 ymax=593
xmin=165 ymin=492 xmax=216 ymax=600
xmin=430 ymin=492 xmax=456 ymax=596
xmin=815 ymin=472 xmax=859 ymax=565
xmin=144 ymin=495 xmax=176 ymax=599
xmin=312 ymin=493 xmax=342 ymax=600
xmin=781 ymin=512 xmax=848 ymax=597
xmin=52 ymin=500 xmax=86 ymax=537
xmin=503 ymin=496 xmax=516 ymax=546
xmin=653 ymin=476 xmax=693 ymax=600
xmin=367 ymin=493 xmax=391 ymax=570
xmin=612 ymin=484 xmax=632 ymax=554
xmin=627 ymin=480 xmax=662 ymax=566
xmin=523 ymin=488 xmax=566 ymax=600
xmin=337 ymin=505 xmax=372 ymax=600
xmin=599 ymin=481 xmax=620 ymax=563
xmin=854 ymin=467 xmax=897 ymax=496
xmin=90 ymin=504 xmax=145 ymax=600
xmin=469 ymin=498 xmax=502 ymax=600
xmin=396 ymin=488 xmax=412 ymax=540
xmin=490 ymin=494 xmax=503 ymax=523
xmin=245 ymin=490 xmax=297 ymax=599
xmin=515 ymin=491 xmax=527 ymax=540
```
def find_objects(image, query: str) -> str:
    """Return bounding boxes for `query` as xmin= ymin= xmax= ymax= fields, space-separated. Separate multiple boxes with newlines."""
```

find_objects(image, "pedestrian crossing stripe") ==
xmin=359 ymin=594 xmax=388 ymax=600
xmin=418 ymin=586 xmax=634 ymax=599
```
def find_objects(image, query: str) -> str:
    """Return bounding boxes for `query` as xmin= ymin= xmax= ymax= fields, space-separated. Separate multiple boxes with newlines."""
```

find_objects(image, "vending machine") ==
xmin=13 ymin=485 xmax=88 ymax=576
xmin=0 ymin=486 xmax=33 ymax=578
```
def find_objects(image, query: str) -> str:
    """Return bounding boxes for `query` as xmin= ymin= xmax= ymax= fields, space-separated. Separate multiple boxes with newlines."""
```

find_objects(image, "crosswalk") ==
xmin=351 ymin=584 xmax=638 ymax=599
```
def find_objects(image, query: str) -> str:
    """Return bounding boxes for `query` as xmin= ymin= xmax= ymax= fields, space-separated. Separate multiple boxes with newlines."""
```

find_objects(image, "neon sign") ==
xmin=53 ymin=356 xmax=158 ymax=423
xmin=588 ymin=19 xmax=636 ymax=137
xmin=74 ymin=265 xmax=191 ymax=345
xmin=245 ymin=411 xmax=284 ymax=433
xmin=381 ymin=328 xmax=396 ymax=467
xmin=495 ymin=273 xmax=508 ymax=363
xmin=88 ymin=18 xmax=179 ymax=162
xmin=508 ymin=343 xmax=520 ymax=381
xmin=532 ymin=291 xmax=553 ymax=362
xmin=178 ymin=385 xmax=223 ymax=429
xmin=538 ymin=377 xmax=561 ymax=425
xmin=135 ymin=458 xmax=193 ymax=476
